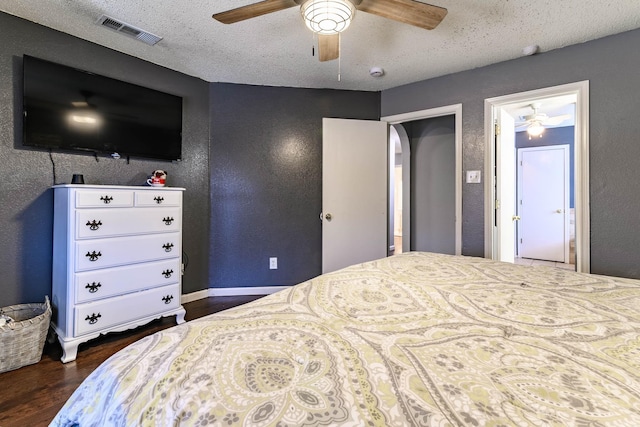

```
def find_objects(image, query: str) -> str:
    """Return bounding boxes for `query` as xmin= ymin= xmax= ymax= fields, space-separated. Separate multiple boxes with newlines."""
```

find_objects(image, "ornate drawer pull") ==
xmin=162 ymin=243 xmax=174 ymax=252
xmin=85 ymin=313 xmax=102 ymax=324
xmin=85 ymin=251 xmax=102 ymax=261
xmin=154 ymin=196 xmax=164 ymax=204
xmin=86 ymin=220 xmax=102 ymax=231
xmin=100 ymin=195 xmax=113 ymax=204
xmin=162 ymin=295 xmax=174 ymax=304
xmin=85 ymin=282 xmax=102 ymax=293
xmin=162 ymin=216 xmax=174 ymax=225
xmin=162 ymin=269 xmax=174 ymax=278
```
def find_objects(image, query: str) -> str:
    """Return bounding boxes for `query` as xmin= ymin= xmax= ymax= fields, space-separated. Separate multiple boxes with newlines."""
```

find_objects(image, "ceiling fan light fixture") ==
xmin=527 ymin=121 xmax=545 ymax=138
xmin=301 ymin=0 xmax=355 ymax=35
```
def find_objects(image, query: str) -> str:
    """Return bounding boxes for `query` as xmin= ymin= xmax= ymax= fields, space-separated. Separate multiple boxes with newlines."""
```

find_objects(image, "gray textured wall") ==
xmin=381 ymin=29 xmax=640 ymax=279
xmin=0 ymin=13 xmax=210 ymax=306
xmin=210 ymin=83 xmax=380 ymax=289
xmin=406 ymin=116 xmax=456 ymax=254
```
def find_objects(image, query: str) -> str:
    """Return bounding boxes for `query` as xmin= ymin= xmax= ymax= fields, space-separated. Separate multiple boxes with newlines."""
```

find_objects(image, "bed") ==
xmin=51 ymin=252 xmax=640 ymax=426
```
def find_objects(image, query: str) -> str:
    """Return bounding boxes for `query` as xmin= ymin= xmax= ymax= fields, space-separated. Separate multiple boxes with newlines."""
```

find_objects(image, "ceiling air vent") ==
xmin=96 ymin=15 xmax=162 ymax=46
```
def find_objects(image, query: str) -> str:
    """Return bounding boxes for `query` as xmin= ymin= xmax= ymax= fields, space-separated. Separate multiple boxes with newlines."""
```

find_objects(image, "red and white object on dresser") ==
xmin=51 ymin=184 xmax=186 ymax=363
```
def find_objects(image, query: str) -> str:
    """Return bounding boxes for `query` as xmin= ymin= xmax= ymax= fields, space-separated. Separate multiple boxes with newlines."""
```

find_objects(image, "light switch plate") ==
xmin=466 ymin=170 xmax=481 ymax=184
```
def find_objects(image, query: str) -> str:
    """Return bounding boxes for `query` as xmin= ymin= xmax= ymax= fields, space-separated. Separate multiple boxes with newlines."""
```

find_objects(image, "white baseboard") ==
xmin=181 ymin=286 xmax=289 ymax=304
xmin=180 ymin=289 xmax=209 ymax=304
xmin=208 ymin=286 xmax=288 ymax=297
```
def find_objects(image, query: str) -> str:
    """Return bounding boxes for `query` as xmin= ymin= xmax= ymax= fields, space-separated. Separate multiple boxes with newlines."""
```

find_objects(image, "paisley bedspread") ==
xmin=51 ymin=252 xmax=640 ymax=426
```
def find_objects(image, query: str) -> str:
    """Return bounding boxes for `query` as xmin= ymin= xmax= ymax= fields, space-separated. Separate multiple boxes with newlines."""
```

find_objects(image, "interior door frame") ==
xmin=495 ymin=107 xmax=517 ymax=263
xmin=381 ymin=104 xmax=463 ymax=255
xmin=484 ymin=81 xmax=590 ymax=272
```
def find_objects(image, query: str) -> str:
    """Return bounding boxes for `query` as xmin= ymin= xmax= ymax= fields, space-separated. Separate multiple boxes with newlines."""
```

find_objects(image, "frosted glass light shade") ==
xmin=301 ymin=0 xmax=355 ymax=35
xmin=527 ymin=121 xmax=545 ymax=137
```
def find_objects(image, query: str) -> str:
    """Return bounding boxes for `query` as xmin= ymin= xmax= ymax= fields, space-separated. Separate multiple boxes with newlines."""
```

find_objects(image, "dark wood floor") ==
xmin=0 ymin=295 xmax=263 ymax=427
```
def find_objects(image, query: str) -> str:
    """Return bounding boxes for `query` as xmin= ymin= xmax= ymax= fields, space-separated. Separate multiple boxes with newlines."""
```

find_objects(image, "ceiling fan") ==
xmin=212 ymin=0 xmax=447 ymax=62
xmin=516 ymin=103 xmax=572 ymax=137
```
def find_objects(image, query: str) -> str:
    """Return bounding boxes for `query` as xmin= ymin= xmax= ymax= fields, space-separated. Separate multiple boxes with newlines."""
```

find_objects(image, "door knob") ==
xmin=512 ymin=215 xmax=521 ymax=221
xmin=325 ymin=213 xmax=332 ymax=221
xmin=556 ymin=209 xmax=563 ymax=213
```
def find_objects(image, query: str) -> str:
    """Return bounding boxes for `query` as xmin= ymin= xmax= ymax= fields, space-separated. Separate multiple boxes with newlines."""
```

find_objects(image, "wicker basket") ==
xmin=0 ymin=296 xmax=51 ymax=373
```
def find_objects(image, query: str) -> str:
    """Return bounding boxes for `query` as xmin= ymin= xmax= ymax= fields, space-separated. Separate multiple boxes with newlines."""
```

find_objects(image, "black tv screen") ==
xmin=23 ymin=55 xmax=182 ymax=161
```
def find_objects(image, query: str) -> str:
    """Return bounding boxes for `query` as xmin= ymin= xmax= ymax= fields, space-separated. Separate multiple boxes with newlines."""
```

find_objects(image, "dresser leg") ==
xmin=175 ymin=306 xmax=186 ymax=324
xmin=59 ymin=340 xmax=80 ymax=363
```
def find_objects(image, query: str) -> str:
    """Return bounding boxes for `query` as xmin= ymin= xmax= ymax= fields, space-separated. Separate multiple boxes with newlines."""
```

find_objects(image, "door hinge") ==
xmin=495 ymin=122 xmax=501 ymax=136
xmin=495 ymin=199 xmax=500 ymax=209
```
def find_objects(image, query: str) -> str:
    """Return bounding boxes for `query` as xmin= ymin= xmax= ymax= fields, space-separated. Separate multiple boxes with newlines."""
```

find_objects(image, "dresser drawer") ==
xmin=76 ymin=233 xmax=181 ymax=271
xmin=135 ymin=191 xmax=182 ymax=207
xmin=76 ymin=190 xmax=134 ymax=208
xmin=75 ymin=259 xmax=181 ymax=303
xmin=76 ymin=207 xmax=182 ymax=239
xmin=74 ymin=284 xmax=180 ymax=336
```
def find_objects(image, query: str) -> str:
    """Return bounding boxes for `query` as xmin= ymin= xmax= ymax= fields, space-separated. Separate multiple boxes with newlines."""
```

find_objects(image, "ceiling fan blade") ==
xmin=543 ymin=114 xmax=572 ymax=125
xmin=213 ymin=0 xmax=299 ymax=24
xmin=318 ymin=34 xmax=340 ymax=62
xmin=356 ymin=0 xmax=447 ymax=30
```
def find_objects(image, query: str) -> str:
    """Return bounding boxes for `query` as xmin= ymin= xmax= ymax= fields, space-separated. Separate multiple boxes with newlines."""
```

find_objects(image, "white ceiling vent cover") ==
xmin=96 ymin=15 xmax=162 ymax=46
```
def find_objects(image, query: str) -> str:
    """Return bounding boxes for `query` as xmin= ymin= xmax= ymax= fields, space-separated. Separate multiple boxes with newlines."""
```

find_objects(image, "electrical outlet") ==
xmin=269 ymin=257 xmax=278 ymax=270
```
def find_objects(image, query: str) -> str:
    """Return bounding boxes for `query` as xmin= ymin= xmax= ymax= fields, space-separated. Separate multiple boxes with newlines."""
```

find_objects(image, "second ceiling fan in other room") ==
xmin=212 ymin=0 xmax=447 ymax=62
xmin=516 ymin=103 xmax=573 ymax=139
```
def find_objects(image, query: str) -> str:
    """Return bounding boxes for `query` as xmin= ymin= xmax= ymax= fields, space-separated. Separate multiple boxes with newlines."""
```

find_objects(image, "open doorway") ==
xmin=383 ymin=104 xmax=462 ymax=256
xmin=511 ymin=99 xmax=575 ymax=268
xmin=484 ymin=81 xmax=590 ymax=273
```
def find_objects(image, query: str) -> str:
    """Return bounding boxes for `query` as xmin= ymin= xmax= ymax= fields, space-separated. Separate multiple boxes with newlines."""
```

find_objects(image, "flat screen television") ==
xmin=22 ymin=55 xmax=183 ymax=161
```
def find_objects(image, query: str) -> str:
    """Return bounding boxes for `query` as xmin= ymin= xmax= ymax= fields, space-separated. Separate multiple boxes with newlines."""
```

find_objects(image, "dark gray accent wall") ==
xmin=0 ymin=13 xmax=210 ymax=306
xmin=381 ymin=28 xmax=640 ymax=279
xmin=209 ymin=83 xmax=380 ymax=289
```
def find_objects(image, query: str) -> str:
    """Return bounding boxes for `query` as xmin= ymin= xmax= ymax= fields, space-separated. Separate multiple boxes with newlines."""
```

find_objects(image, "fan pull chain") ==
xmin=312 ymin=32 xmax=317 ymax=58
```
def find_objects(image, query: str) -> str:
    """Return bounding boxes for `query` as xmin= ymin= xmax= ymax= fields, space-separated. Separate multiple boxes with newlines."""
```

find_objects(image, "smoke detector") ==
xmin=369 ymin=67 xmax=384 ymax=78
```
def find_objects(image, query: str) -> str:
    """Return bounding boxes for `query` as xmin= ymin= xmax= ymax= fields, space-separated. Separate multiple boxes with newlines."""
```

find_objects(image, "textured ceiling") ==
xmin=1 ymin=0 xmax=639 ymax=91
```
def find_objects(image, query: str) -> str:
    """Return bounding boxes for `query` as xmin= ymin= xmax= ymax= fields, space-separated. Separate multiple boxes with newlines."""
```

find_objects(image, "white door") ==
xmin=322 ymin=118 xmax=388 ymax=273
xmin=517 ymin=145 xmax=570 ymax=262
xmin=495 ymin=109 xmax=517 ymax=262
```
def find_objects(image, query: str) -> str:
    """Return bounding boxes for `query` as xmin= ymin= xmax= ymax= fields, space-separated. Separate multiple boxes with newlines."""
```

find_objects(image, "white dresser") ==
xmin=51 ymin=184 xmax=186 ymax=363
